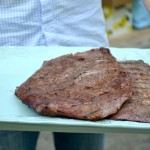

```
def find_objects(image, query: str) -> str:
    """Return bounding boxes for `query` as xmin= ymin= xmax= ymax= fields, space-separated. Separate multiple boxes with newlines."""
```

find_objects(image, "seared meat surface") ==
xmin=112 ymin=60 xmax=150 ymax=123
xmin=15 ymin=48 xmax=132 ymax=120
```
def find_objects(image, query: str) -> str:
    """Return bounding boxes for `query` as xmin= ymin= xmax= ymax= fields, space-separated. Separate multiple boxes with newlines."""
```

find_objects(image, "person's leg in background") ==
xmin=0 ymin=131 xmax=39 ymax=150
xmin=53 ymin=133 xmax=105 ymax=150
xmin=132 ymin=0 xmax=150 ymax=29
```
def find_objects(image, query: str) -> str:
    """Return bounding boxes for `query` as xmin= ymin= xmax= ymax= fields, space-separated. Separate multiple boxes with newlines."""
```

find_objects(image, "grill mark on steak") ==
xmin=15 ymin=48 xmax=132 ymax=120
xmin=111 ymin=60 xmax=150 ymax=123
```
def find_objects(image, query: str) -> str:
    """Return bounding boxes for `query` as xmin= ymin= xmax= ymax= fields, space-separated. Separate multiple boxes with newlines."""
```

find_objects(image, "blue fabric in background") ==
xmin=132 ymin=0 xmax=150 ymax=29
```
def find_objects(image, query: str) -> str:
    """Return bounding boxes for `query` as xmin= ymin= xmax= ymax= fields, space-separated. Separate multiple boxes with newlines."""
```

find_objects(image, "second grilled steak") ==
xmin=112 ymin=60 xmax=150 ymax=123
xmin=15 ymin=48 xmax=132 ymax=120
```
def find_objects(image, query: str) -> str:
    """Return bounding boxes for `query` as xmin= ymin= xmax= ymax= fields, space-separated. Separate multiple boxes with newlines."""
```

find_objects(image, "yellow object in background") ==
xmin=103 ymin=6 xmax=113 ymax=19
xmin=103 ymin=3 xmax=132 ymax=38
xmin=113 ymin=22 xmax=120 ymax=30
xmin=119 ymin=17 xmax=128 ymax=27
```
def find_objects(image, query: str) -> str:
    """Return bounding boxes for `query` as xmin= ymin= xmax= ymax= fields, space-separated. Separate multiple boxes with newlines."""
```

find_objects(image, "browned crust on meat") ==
xmin=111 ymin=60 xmax=150 ymax=123
xmin=15 ymin=48 xmax=132 ymax=120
